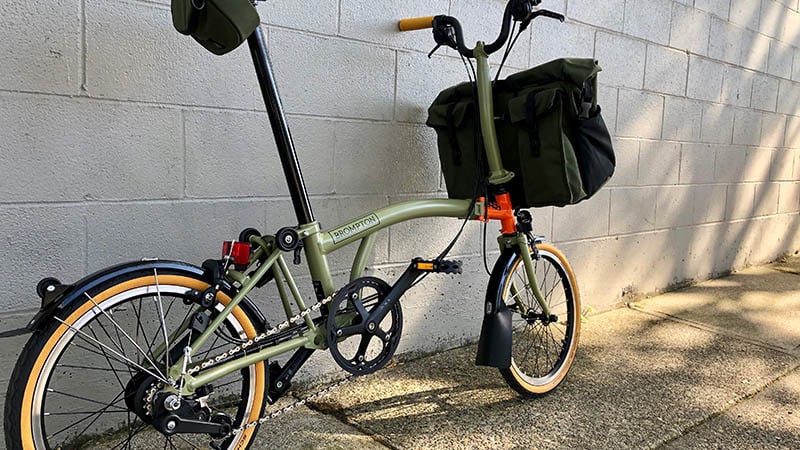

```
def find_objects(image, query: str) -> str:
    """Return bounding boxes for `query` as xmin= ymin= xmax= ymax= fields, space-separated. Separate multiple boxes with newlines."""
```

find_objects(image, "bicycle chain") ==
xmin=156 ymin=291 xmax=357 ymax=443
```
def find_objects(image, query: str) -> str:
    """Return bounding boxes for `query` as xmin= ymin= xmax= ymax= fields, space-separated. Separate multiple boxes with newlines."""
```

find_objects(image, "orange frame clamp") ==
xmin=476 ymin=192 xmax=517 ymax=235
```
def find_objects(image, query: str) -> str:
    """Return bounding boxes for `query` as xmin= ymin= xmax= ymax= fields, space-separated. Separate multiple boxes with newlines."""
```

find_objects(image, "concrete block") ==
xmin=786 ymin=116 xmax=800 ymax=148
xmin=694 ymin=0 xmax=731 ymax=18
xmin=767 ymin=39 xmax=794 ymax=79
xmin=529 ymin=20 xmax=595 ymax=66
xmin=333 ymin=122 xmax=441 ymax=194
xmin=687 ymin=57 xmax=724 ymax=102
xmin=776 ymin=79 xmax=800 ymax=115
xmin=655 ymin=185 xmax=694 ymax=229
xmin=760 ymin=0 xmax=788 ymax=39
xmin=638 ymin=141 xmax=680 ymax=185
xmin=644 ymin=45 xmax=688 ymax=96
xmin=782 ymin=9 xmax=800 ymax=46
xmin=662 ymin=96 xmax=703 ymax=141
xmin=623 ymin=0 xmax=672 ymax=45
xmin=616 ymin=90 xmax=664 ymax=139
xmin=693 ymin=185 xmax=727 ymax=224
xmin=449 ymin=0 xmax=531 ymax=69
xmin=751 ymin=73 xmax=780 ymax=111
xmin=607 ymin=139 xmax=639 ymax=187
xmin=567 ymin=0 xmax=625 ymax=31
xmin=270 ymin=29 xmax=395 ymax=120
xmin=700 ymin=103 xmax=735 ymax=145
xmin=794 ymin=48 xmax=800 ymax=82
xmin=715 ymin=145 xmax=749 ymax=183
xmin=257 ymin=0 xmax=338 ymax=35
xmin=680 ymin=143 xmax=717 ymax=184
xmin=0 ymin=206 xmax=86 ymax=311
xmin=339 ymin=0 xmax=449 ymax=53
xmin=726 ymin=184 xmax=756 ymax=220
xmin=609 ymin=187 xmax=657 ymax=234
xmin=754 ymin=182 xmax=780 ymax=216
xmin=760 ymin=112 xmax=787 ymax=148
xmin=86 ymin=200 xmax=269 ymax=271
xmin=670 ymin=4 xmax=711 ymax=56
xmin=743 ymin=147 xmax=775 ymax=182
xmin=771 ymin=149 xmax=796 ymax=181
xmin=795 ymin=149 xmax=800 ymax=180
xmin=0 ymin=94 xmax=183 ymax=203
xmin=85 ymin=0 xmax=261 ymax=110
xmin=732 ymin=108 xmax=763 ymax=146
xmin=709 ymin=18 xmax=745 ymax=65
xmin=740 ymin=29 xmax=772 ymax=73
xmin=395 ymin=52 xmax=469 ymax=124
xmin=730 ymin=0 xmax=762 ymax=30
xmin=778 ymin=182 xmax=800 ymax=213
xmin=721 ymin=66 xmax=754 ymax=107
xmin=594 ymin=32 xmax=646 ymax=89
xmin=598 ymin=85 xmax=618 ymax=134
xmin=184 ymin=111 xmax=335 ymax=198
xmin=0 ymin=0 xmax=82 ymax=94
xmin=551 ymin=190 xmax=610 ymax=241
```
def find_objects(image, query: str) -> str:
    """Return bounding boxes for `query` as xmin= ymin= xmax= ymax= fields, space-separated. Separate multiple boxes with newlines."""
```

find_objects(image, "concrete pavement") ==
xmin=253 ymin=256 xmax=800 ymax=449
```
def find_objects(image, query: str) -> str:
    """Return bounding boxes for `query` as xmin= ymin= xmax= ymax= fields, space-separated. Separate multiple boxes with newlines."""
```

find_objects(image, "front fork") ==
xmin=478 ymin=192 xmax=550 ymax=317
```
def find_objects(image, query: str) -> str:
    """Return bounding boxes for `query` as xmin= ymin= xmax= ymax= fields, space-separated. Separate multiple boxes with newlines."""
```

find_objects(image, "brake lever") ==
xmin=519 ymin=9 xmax=566 ymax=31
xmin=429 ymin=24 xmax=457 ymax=59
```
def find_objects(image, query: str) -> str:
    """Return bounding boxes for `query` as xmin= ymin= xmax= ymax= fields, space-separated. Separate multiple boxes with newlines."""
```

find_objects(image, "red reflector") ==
xmin=222 ymin=241 xmax=251 ymax=266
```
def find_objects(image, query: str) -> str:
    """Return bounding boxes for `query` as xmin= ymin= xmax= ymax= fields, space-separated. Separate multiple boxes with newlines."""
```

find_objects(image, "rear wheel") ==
xmin=497 ymin=244 xmax=581 ymax=396
xmin=5 ymin=272 xmax=268 ymax=450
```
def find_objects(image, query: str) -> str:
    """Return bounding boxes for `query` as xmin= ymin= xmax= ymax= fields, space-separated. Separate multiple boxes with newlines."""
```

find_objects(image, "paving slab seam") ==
xmin=297 ymin=392 xmax=398 ymax=450
xmin=650 ymin=361 xmax=800 ymax=449
xmin=626 ymin=303 xmax=800 ymax=357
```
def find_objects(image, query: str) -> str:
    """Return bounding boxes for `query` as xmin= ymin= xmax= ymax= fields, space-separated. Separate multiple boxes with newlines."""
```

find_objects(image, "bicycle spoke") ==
xmin=85 ymin=292 xmax=167 ymax=380
xmin=55 ymin=317 xmax=168 ymax=383
xmin=153 ymin=268 xmax=172 ymax=370
xmin=87 ymin=325 xmax=128 ymax=392
xmin=108 ymin=420 xmax=149 ymax=450
xmin=46 ymin=390 xmax=125 ymax=440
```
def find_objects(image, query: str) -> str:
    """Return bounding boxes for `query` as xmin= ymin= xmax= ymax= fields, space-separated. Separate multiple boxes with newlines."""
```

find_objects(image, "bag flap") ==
xmin=506 ymin=58 xmax=601 ymax=90
xmin=427 ymin=101 xmax=473 ymax=128
xmin=507 ymin=89 xmax=559 ymax=124
xmin=171 ymin=0 xmax=194 ymax=35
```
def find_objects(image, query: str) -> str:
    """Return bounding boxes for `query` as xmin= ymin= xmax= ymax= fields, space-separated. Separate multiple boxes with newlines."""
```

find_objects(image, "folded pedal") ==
xmin=412 ymin=257 xmax=463 ymax=274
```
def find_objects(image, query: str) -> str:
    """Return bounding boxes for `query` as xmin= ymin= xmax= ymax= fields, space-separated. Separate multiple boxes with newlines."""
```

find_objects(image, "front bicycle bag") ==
xmin=426 ymin=82 xmax=486 ymax=201
xmin=426 ymin=58 xmax=615 ymax=208
xmin=171 ymin=0 xmax=260 ymax=56
xmin=495 ymin=58 xmax=615 ymax=208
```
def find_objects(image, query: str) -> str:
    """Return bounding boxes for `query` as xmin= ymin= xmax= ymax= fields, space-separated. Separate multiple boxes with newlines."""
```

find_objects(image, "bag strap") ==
xmin=525 ymin=92 xmax=541 ymax=158
xmin=188 ymin=0 xmax=206 ymax=32
xmin=446 ymin=103 xmax=463 ymax=166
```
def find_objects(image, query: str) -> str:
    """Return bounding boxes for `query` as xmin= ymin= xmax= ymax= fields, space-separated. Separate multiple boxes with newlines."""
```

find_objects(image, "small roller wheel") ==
xmin=36 ymin=277 xmax=61 ymax=300
xmin=238 ymin=227 xmax=262 ymax=244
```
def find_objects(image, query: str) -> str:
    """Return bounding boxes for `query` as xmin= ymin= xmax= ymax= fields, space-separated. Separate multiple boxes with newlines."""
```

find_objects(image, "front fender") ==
xmin=475 ymin=248 xmax=518 ymax=368
xmin=28 ymin=260 xmax=209 ymax=331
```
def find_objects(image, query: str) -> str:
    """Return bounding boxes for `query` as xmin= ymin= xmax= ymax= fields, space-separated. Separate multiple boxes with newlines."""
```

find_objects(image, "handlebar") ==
xmin=398 ymin=0 xmax=564 ymax=59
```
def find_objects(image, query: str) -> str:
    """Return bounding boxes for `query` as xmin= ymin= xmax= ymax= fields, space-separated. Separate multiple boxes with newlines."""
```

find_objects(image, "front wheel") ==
xmin=4 ymin=270 xmax=269 ymax=450
xmin=495 ymin=244 xmax=581 ymax=396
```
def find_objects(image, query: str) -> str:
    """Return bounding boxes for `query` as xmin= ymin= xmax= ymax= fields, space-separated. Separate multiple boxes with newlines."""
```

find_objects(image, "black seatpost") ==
xmin=247 ymin=27 xmax=315 ymax=225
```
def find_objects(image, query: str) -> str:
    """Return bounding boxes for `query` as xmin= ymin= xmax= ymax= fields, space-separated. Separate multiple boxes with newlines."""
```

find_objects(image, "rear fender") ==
xmin=26 ymin=260 xmax=265 ymax=331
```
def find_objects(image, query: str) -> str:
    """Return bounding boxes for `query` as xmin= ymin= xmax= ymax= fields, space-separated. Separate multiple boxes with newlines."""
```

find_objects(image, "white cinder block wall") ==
xmin=1 ymin=0 xmax=799 ymax=438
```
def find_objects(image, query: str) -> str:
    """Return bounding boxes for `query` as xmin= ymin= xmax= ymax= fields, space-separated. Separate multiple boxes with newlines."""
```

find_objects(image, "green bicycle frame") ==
xmin=168 ymin=41 xmax=551 ymax=393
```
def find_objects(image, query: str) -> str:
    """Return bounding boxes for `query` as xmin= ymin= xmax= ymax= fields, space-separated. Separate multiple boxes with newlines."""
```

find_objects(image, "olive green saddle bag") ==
xmin=171 ymin=0 xmax=260 ymax=55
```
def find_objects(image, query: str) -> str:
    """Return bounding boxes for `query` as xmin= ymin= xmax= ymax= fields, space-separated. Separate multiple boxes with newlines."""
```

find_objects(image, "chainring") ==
xmin=326 ymin=277 xmax=402 ymax=375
